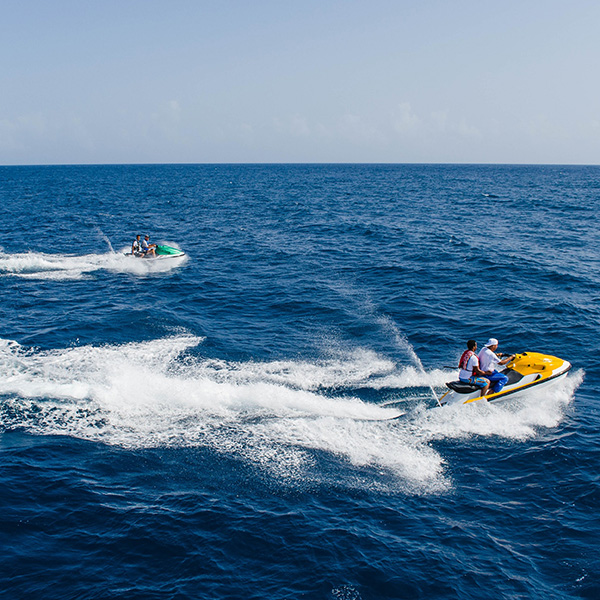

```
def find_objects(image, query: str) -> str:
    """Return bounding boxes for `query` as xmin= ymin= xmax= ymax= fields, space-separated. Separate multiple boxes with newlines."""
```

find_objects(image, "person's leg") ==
xmin=471 ymin=376 xmax=490 ymax=397
xmin=480 ymin=378 xmax=490 ymax=397
xmin=488 ymin=370 xmax=508 ymax=393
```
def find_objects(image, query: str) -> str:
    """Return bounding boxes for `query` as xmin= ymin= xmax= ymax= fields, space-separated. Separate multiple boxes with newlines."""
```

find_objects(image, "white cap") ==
xmin=485 ymin=338 xmax=499 ymax=347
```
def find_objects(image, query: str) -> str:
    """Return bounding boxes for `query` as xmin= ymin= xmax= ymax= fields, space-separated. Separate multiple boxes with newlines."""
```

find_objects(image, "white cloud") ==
xmin=0 ymin=113 xmax=47 ymax=152
xmin=430 ymin=110 xmax=449 ymax=132
xmin=391 ymin=102 xmax=421 ymax=134
xmin=272 ymin=115 xmax=311 ymax=138
xmin=454 ymin=117 xmax=481 ymax=139
xmin=338 ymin=113 xmax=385 ymax=143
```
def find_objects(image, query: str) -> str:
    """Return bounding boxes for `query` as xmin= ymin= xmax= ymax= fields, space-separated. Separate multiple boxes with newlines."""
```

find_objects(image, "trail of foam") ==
xmin=188 ymin=349 xmax=454 ymax=393
xmin=0 ymin=249 xmax=186 ymax=280
xmin=0 ymin=337 xmax=581 ymax=494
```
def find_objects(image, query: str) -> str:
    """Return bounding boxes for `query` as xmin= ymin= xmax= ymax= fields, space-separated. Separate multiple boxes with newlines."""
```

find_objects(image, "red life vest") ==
xmin=458 ymin=349 xmax=474 ymax=370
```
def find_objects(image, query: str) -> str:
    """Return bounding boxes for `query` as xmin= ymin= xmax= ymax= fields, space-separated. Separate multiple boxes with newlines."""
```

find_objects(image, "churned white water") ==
xmin=0 ymin=249 xmax=186 ymax=280
xmin=0 ymin=335 xmax=581 ymax=494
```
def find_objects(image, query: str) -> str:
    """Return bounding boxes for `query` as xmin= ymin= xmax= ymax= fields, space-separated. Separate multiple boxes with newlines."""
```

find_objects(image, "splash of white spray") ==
xmin=94 ymin=227 xmax=115 ymax=253
xmin=0 ymin=249 xmax=186 ymax=280
xmin=377 ymin=315 xmax=442 ymax=406
xmin=0 ymin=336 xmax=581 ymax=494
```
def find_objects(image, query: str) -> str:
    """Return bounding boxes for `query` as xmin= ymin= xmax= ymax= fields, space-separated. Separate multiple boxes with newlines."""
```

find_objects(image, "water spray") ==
xmin=378 ymin=316 xmax=443 ymax=407
xmin=94 ymin=226 xmax=114 ymax=253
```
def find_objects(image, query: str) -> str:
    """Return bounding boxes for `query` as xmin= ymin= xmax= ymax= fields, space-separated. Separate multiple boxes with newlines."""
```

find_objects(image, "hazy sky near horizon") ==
xmin=2 ymin=0 xmax=599 ymax=165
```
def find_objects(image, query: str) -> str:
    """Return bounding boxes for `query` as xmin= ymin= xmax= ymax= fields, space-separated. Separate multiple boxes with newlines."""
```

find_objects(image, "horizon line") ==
xmin=1 ymin=161 xmax=599 ymax=168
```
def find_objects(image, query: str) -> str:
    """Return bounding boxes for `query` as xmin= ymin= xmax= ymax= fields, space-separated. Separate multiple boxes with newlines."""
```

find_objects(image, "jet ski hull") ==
xmin=440 ymin=352 xmax=571 ymax=406
xmin=155 ymin=244 xmax=185 ymax=257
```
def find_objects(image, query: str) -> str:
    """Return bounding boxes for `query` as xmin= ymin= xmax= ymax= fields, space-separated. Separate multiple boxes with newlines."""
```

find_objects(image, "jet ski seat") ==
xmin=445 ymin=381 xmax=480 ymax=394
xmin=446 ymin=368 xmax=537 ymax=395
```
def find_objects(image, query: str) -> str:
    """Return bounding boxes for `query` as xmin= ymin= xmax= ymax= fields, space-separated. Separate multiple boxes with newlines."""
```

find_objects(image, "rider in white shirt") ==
xmin=141 ymin=235 xmax=156 ymax=257
xmin=132 ymin=234 xmax=142 ymax=255
xmin=478 ymin=338 xmax=515 ymax=394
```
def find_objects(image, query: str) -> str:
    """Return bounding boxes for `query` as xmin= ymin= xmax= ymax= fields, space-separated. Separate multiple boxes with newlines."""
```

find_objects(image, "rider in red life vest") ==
xmin=458 ymin=339 xmax=490 ymax=397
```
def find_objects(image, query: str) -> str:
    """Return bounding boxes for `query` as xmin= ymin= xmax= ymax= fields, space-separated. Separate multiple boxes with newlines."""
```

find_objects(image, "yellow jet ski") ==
xmin=439 ymin=352 xmax=571 ymax=406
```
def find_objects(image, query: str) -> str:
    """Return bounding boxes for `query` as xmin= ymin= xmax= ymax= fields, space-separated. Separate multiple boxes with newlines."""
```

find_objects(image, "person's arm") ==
xmin=498 ymin=354 xmax=515 ymax=365
xmin=470 ymin=356 xmax=487 ymax=377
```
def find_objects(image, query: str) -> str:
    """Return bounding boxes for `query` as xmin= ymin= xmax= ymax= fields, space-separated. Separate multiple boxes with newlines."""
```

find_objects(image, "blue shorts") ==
xmin=460 ymin=376 xmax=489 ymax=389
xmin=487 ymin=370 xmax=509 ymax=394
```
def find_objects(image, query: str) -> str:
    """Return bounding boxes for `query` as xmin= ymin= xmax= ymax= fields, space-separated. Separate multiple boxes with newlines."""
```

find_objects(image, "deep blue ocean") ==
xmin=0 ymin=164 xmax=598 ymax=599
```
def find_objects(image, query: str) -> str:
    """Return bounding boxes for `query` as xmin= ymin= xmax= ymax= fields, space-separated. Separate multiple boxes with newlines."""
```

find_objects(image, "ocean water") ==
xmin=0 ymin=164 xmax=598 ymax=599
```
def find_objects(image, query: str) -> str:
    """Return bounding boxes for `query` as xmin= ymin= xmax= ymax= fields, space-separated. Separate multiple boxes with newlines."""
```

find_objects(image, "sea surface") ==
xmin=0 ymin=164 xmax=598 ymax=599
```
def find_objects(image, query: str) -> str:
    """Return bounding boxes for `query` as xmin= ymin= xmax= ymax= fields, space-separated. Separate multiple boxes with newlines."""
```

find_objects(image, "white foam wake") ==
xmin=191 ymin=349 xmax=453 ymax=392
xmin=0 ymin=336 xmax=581 ymax=494
xmin=0 ymin=249 xmax=186 ymax=280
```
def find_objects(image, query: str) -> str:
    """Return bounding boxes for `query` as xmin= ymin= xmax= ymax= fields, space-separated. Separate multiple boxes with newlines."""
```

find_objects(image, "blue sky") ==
xmin=1 ymin=0 xmax=599 ymax=164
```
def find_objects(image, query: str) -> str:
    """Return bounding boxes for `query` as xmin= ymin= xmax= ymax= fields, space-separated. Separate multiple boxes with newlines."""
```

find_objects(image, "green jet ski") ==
xmin=154 ymin=244 xmax=185 ymax=258
xmin=127 ymin=244 xmax=186 ymax=259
